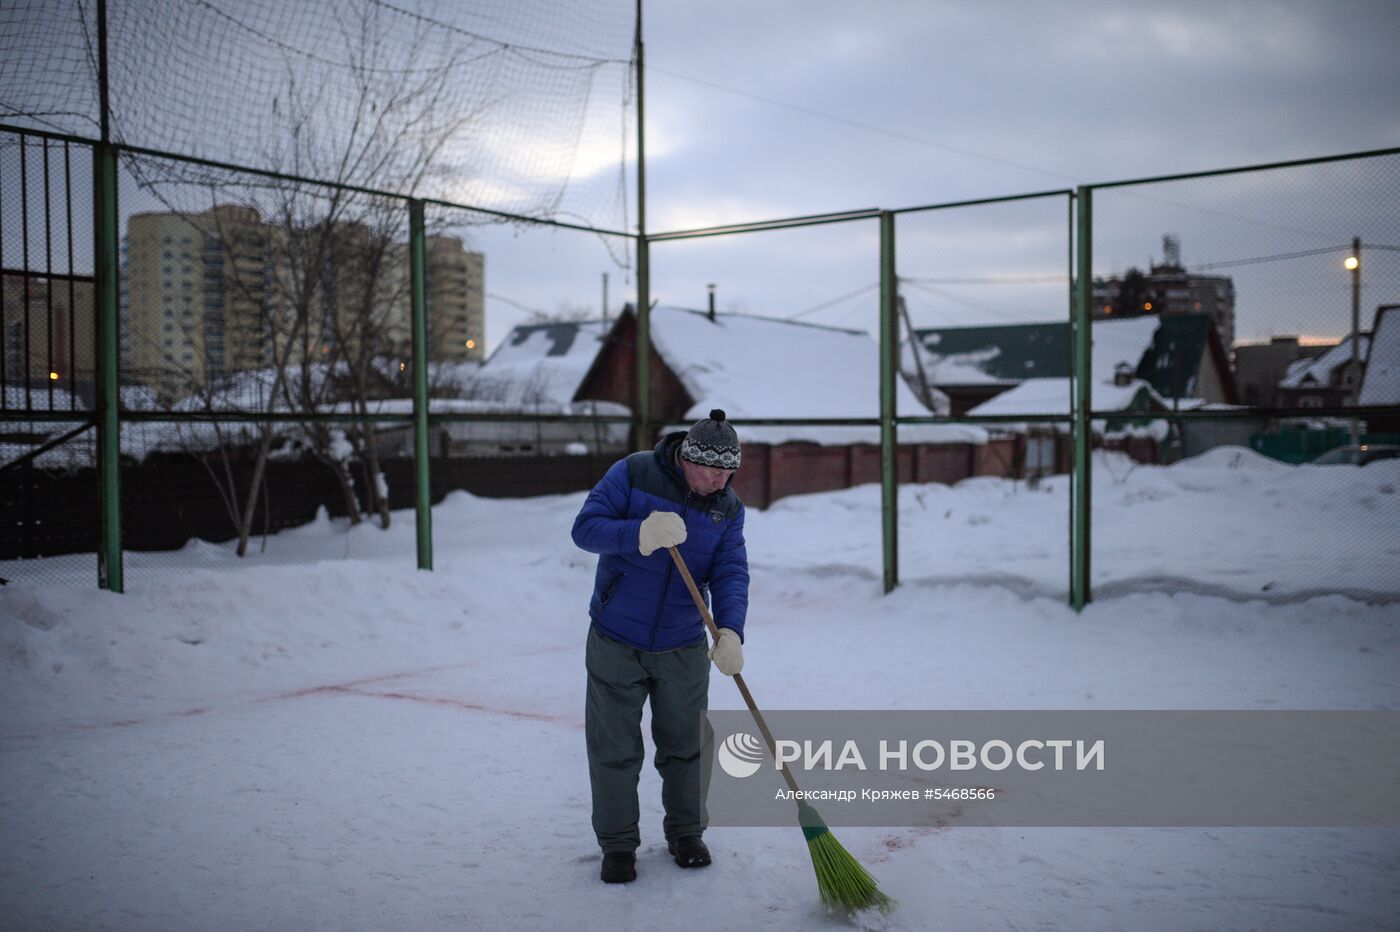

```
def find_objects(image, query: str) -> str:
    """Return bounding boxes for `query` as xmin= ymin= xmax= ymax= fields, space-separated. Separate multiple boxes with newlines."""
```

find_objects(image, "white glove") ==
xmin=709 ymin=628 xmax=744 ymax=676
xmin=638 ymin=510 xmax=687 ymax=556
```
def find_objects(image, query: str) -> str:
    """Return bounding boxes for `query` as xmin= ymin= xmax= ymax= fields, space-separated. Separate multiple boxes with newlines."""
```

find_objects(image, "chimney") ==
xmin=1113 ymin=361 xmax=1135 ymax=386
xmin=707 ymin=283 xmax=716 ymax=321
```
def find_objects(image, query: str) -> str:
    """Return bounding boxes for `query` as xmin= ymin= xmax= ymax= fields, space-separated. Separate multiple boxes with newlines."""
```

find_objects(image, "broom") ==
xmin=667 ymin=546 xmax=894 ymax=914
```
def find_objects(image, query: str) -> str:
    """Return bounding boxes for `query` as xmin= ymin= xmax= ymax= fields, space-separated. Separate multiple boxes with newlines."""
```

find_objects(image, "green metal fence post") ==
xmin=879 ymin=210 xmax=898 ymax=594
xmin=633 ymin=0 xmax=651 ymax=452
xmin=1071 ymin=187 xmax=1093 ymax=610
xmin=409 ymin=198 xmax=433 ymax=571
xmin=636 ymin=237 xmax=651 ymax=451
xmin=91 ymin=0 xmax=122 ymax=591
xmin=94 ymin=142 xmax=122 ymax=592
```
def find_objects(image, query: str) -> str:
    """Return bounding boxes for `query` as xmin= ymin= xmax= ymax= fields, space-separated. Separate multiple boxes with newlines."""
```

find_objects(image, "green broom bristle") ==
xmin=797 ymin=803 xmax=895 ymax=913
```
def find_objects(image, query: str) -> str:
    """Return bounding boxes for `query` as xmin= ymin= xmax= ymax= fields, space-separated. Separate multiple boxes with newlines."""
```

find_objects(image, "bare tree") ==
xmin=130 ymin=0 xmax=484 ymax=553
xmin=259 ymin=1 xmax=483 ymax=535
xmin=294 ymin=215 xmax=410 ymax=529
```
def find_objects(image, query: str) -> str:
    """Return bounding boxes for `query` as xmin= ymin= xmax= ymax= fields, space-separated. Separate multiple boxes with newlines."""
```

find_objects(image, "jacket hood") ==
xmin=653 ymin=432 xmax=687 ymax=482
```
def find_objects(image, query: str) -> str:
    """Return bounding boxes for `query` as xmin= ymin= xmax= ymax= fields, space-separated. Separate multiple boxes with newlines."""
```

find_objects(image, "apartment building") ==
xmin=1092 ymin=235 xmax=1237 ymax=349
xmin=124 ymin=204 xmax=272 ymax=400
xmin=2 ymin=272 xmax=96 ymax=405
xmin=425 ymin=234 xmax=485 ymax=363
xmin=123 ymin=206 xmax=484 ymax=402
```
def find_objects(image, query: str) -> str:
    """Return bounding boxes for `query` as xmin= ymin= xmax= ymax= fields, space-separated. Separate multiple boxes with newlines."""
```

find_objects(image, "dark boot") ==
xmin=667 ymin=835 xmax=711 ymax=868
xmin=600 ymin=851 xmax=637 ymax=883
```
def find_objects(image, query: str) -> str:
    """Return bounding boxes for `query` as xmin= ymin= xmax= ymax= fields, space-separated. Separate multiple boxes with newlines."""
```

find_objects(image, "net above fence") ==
xmin=1 ymin=0 xmax=637 ymax=232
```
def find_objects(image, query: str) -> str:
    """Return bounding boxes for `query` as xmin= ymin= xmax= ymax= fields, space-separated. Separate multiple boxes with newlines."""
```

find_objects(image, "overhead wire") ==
xmin=788 ymin=282 xmax=879 ymax=320
xmin=1186 ymin=245 xmax=1348 ymax=271
xmin=782 ymin=240 xmax=1375 ymax=329
xmin=646 ymin=65 xmax=1073 ymax=183
xmin=486 ymin=291 xmax=553 ymax=320
xmin=901 ymin=280 xmax=1040 ymax=324
xmin=645 ymin=65 xmax=1366 ymax=243
xmin=902 ymin=274 xmax=1066 ymax=285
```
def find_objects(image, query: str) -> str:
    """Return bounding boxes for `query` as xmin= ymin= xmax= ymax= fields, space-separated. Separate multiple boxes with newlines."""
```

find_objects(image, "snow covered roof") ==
xmin=471 ymin=320 xmax=609 ymax=406
xmin=646 ymin=306 xmax=985 ymax=445
xmin=369 ymin=357 xmax=483 ymax=391
xmin=435 ymin=359 xmax=482 ymax=380
xmin=171 ymin=367 xmax=286 ymax=411
xmin=966 ymin=377 xmax=1168 ymax=417
xmin=3 ymin=381 xmax=214 ymax=413
xmin=3 ymin=383 xmax=85 ymax=411
xmin=1358 ymin=307 xmax=1399 ymax=406
xmin=907 ymin=321 xmax=1057 ymax=386
xmin=122 ymin=384 xmax=162 ymax=411
xmin=1278 ymin=335 xmax=1369 ymax=389
xmin=904 ymin=342 xmax=1016 ymax=386
xmin=1282 ymin=357 xmax=1312 ymax=383
xmin=648 ymin=305 xmax=929 ymax=419
xmin=164 ymin=359 xmax=484 ymax=412
xmin=912 ymin=316 xmax=1164 ymax=386
xmin=1093 ymin=317 xmax=1165 ymax=381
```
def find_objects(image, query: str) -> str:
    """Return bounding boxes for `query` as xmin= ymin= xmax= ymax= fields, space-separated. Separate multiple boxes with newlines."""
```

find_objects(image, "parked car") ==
xmin=1310 ymin=444 xmax=1400 ymax=466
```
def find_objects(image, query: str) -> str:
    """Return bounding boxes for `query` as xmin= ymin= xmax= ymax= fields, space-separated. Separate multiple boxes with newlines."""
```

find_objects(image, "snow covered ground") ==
xmin=2 ymin=448 xmax=1398 ymax=930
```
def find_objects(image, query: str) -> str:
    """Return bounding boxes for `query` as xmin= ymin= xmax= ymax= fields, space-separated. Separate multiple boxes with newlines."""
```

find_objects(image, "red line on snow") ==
xmin=261 ymin=661 xmax=479 ymax=701
xmin=284 ymin=684 xmax=573 ymax=725
xmin=3 ymin=663 xmax=568 ymax=741
xmin=260 ymin=663 xmax=575 ymax=724
xmin=345 ymin=687 xmax=567 ymax=723
xmin=4 ymin=664 xmax=451 ymax=740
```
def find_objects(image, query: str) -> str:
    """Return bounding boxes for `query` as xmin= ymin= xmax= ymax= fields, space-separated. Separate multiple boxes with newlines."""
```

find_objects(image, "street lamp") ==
xmin=1346 ymin=238 xmax=1360 ymax=446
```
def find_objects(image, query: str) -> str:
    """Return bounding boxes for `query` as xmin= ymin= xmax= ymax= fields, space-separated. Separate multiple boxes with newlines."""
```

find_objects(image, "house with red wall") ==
xmin=573 ymin=304 xmax=995 ymax=508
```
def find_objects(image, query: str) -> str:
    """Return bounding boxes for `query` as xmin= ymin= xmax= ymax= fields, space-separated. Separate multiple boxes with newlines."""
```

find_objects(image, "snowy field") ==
xmin=2 ymin=448 xmax=1398 ymax=930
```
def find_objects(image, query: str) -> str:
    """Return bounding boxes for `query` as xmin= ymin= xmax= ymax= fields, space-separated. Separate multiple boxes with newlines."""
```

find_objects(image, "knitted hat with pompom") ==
xmin=680 ymin=408 xmax=741 ymax=470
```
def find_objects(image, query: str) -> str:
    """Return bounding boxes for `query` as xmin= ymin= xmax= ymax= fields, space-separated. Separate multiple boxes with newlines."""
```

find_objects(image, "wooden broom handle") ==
xmin=667 ymin=546 xmax=802 ymax=794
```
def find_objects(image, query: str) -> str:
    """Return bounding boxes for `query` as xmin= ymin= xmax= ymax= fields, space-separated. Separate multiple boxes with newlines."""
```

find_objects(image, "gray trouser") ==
xmin=585 ymin=625 xmax=713 ymax=853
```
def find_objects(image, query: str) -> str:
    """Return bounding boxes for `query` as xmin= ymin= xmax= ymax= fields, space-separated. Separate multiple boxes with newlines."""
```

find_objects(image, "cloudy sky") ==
xmin=643 ymin=1 xmax=1398 ymax=221
xmin=5 ymin=0 xmax=1399 ymax=351
xmin=461 ymin=0 xmax=1400 ymax=351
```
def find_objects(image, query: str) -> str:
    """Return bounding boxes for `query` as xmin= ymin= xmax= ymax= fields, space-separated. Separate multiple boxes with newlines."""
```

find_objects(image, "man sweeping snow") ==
xmin=571 ymin=409 xmax=750 ymax=884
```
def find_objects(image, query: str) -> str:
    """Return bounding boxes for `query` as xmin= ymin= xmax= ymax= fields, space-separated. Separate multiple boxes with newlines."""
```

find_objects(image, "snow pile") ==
xmin=749 ymin=447 xmax=1400 ymax=601
xmin=1160 ymin=444 xmax=1293 ymax=477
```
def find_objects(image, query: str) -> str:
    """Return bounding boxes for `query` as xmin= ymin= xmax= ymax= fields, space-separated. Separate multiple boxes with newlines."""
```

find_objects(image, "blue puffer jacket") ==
xmin=572 ymin=432 xmax=749 ymax=652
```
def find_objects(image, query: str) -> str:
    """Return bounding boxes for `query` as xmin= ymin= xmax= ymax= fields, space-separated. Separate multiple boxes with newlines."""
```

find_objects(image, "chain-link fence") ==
xmin=3 ymin=2 xmax=1398 ymax=605
xmin=1 ymin=129 xmax=100 ymax=587
xmin=893 ymin=193 xmax=1074 ymax=596
xmin=1 ymin=126 xmax=637 ymax=587
xmin=1 ymin=0 xmax=639 ymax=589
xmin=0 ymin=0 xmax=637 ymax=233
xmin=1087 ymin=152 xmax=1400 ymax=602
xmin=424 ymin=203 xmax=633 ymax=532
